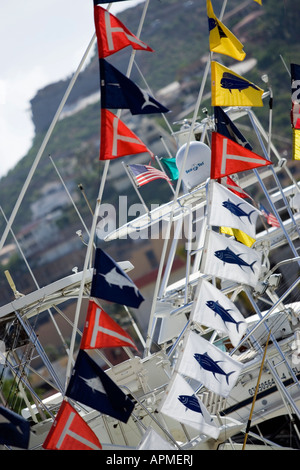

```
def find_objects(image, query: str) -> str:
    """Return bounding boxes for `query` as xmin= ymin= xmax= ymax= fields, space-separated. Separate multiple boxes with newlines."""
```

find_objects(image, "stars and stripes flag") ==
xmin=259 ymin=204 xmax=280 ymax=228
xmin=128 ymin=164 xmax=171 ymax=187
xmin=43 ymin=400 xmax=102 ymax=450
xmin=80 ymin=300 xmax=138 ymax=350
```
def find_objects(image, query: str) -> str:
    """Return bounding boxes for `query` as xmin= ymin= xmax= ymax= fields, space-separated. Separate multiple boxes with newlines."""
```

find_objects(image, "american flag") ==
xmin=128 ymin=164 xmax=171 ymax=187
xmin=259 ymin=204 xmax=280 ymax=227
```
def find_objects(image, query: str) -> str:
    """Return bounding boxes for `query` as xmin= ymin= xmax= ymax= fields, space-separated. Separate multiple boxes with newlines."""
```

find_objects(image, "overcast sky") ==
xmin=0 ymin=0 xmax=142 ymax=178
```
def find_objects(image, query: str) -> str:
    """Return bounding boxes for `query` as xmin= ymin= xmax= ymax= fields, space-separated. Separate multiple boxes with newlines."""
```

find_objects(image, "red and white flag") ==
xmin=43 ymin=401 xmax=102 ymax=450
xmin=100 ymin=109 xmax=153 ymax=160
xmin=80 ymin=300 xmax=137 ymax=350
xmin=94 ymin=6 xmax=153 ymax=58
xmin=211 ymin=132 xmax=272 ymax=179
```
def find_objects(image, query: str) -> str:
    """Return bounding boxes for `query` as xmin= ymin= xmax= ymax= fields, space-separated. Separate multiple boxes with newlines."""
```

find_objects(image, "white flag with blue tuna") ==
xmin=137 ymin=427 xmax=176 ymax=450
xmin=159 ymin=373 xmax=220 ymax=439
xmin=191 ymin=278 xmax=247 ymax=347
xmin=176 ymin=330 xmax=243 ymax=397
xmin=207 ymin=180 xmax=260 ymax=239
xmin=201 ymin=230 xmax=262 ymax=288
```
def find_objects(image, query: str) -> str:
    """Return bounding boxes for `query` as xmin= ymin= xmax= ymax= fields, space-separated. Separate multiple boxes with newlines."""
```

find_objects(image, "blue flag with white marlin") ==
xmin=100 ymin=59 xmax=169 ymax=115
xmin=66 ymin=350 xmax=135 ymax=423
xmin=91 ymin=248 xmax=144 ymax=308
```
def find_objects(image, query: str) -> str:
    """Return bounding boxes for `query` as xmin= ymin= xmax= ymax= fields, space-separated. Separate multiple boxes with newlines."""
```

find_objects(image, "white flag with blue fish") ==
xmin=176 ymin=330 xmax=243 ymax=397
xmin=191 ymin=278 xmax=247 ymax=347
xmin=137 ymin=427 xmax=176 ymax=450
xmin=159 ymin=373 xmax=220 ymax=439
xmin=207 ymin=181 xmax=260 ymax=239
xmin=201 ymin=230 xmax=262 ymax=287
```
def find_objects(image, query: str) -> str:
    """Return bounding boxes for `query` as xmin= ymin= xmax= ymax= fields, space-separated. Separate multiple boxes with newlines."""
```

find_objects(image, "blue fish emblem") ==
xmin=206 ymin=300 xmax=244 ymax=333
xmin=214 ymin=247 xmax=256 ymax=273
xmin=194 ymin=352 xmax=235 ymax=385
xmin=178 ymin=394 xmax=203 ymax=414
xmin=222 ymin=199 xmax=256 ymax=224
xmin=221 ymin=72 xmax=260 ymax=93
xmin=208 ymin=17 xmax=227 ymax=38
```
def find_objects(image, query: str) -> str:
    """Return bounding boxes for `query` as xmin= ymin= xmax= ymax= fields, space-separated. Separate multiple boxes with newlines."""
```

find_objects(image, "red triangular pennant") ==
xmin=94 ymin=6 xmax=153 ymax=58
xmin=42 ymin=401 xmax=102 ymax=450
xmin=211 ymin=132 xmax=272 ymax=179
xmin=80 ymin=300 xmax=138 ymax=350
xmin=100 ymin=109 xmax=153 ymax=160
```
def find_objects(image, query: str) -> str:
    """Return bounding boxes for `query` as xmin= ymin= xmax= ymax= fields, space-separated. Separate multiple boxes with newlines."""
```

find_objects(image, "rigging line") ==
xmin=0 ymin=32 xmax=97 ymax=255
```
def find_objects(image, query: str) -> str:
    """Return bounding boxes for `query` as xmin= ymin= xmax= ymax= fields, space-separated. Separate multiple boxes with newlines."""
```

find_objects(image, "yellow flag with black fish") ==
xmin=211 ymin=61 xmax=264 ymax=107
xmin=206 ymin=0 xmax=246 ymax=61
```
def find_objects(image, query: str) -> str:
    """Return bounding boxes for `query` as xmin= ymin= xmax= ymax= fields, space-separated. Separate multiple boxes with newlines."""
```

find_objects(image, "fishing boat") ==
xmin=0 ymin=0 xmax=299 ymax=451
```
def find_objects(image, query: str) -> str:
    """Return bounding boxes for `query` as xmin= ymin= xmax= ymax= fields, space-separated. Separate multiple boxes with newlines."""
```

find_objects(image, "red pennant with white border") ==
xmin=100 ymin=109 xmax=153 ymax=160
xmin=42 ymin=401 xmax=102 ymax=450
xmin=211 ymin=132 xmax=271 ymax=179
xmin=80 ymin=300 xmax=138 ymax=350
xmin=94 ymin=6 xmax=153 ymax=58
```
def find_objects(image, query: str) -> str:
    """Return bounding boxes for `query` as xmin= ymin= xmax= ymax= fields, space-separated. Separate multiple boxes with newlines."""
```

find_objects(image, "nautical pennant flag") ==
xmin=90 ymin=248 xmax=144 ymax=308
xmin=94 ymin=0 xmax=129 ymax=4
xmin=100 ymin=109 xmax=153 ymax=160
xmin=259 ymin=204 xmax=280 ymax=228
xmin=128 ymin=163 xmax=171 ymax=187
xmin=94 ymin=5 xmax=153 ymax=58
xmin=214 ymin=106 xmax=252 ymax=150
xmin=200 ymin=230 xmax=262 ymax=288
xmin=220 ymin=226 xmax=256 ymax=248
xmin=161 ymin=157 xmax=179 ymax=181
xmin=80 ymin=300 xmax=138 ymax=350
xmin=176 ymin=330 xmax=243 ymax=397
xmin=211 ymin=61 xmax=264 ymax=107
xmin=66 ymin=350 xmax=135 ymax=423
xmin=0 ymin=406 xmax=30 ymax=449
xmin=137 ymin=427 xmax=176 ymax=450
xmin=42 ymin=400 xmax=102 ymax=450
xmin=206 ymin=0 xmax=246 ymax=61
xmin=191 ymin=278 xmax=247 ymax=347
xmin=159 ymin=373 xmax=220 ymax=438
xmin=292 ymin=128 xmax=300 ymax=161
xmin=100 ymin=59 xmax=169 ymax=115
xmin=207 ymin=180 xmax=260 ymax=239
xmin=210 ymin=131 xmax=272 ymax=179
xmin=220 ymin=176 xmax=250 ymax=200
xmin=253 ymin=0 xmax=262 ymax=4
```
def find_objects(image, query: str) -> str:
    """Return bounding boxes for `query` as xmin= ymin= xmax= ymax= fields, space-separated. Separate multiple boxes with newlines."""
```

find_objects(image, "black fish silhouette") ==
xmin=194 ymin=352 xmax=235 ymax=385
xmin=221 ymin=72 xmax=259 ymax=93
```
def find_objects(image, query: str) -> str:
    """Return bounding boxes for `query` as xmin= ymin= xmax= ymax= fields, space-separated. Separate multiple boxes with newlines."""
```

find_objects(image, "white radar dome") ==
xmin=175 ymin=141 xmax=211 ymax=190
